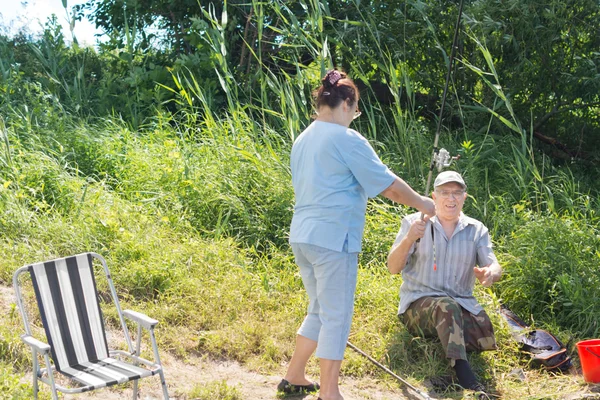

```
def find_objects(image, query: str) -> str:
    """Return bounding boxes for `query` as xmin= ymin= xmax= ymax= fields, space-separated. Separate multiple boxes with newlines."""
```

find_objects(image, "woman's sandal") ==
xmin=277 ymin=378 xmax=320 ymax=394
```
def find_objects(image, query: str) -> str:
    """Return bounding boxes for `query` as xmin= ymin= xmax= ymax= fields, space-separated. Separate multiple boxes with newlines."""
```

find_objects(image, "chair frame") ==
xmin=13 ymin=252 xmax=170 ymax=399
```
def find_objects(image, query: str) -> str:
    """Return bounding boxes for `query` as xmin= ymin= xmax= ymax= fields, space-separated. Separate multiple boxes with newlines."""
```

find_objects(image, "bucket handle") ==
xmin=585 ymin=346 xmax=600 ymax=359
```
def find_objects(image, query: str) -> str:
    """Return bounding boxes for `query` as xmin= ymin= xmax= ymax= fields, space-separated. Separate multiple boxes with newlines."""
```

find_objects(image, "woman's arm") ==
xmin=381 ymin=177 xmax=435 ymax=216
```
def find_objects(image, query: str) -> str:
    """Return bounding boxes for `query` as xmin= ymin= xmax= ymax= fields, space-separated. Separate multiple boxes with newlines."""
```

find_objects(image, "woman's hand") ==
xmin=419 ymin=196 xmax=436 ymax=217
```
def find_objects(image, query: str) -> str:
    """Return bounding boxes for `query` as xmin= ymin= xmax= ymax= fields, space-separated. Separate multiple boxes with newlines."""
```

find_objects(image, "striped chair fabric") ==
xmin=28 ymin=253 xmax=155 ymax=389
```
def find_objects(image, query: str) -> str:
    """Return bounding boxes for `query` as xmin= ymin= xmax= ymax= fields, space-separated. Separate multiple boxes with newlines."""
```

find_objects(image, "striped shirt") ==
xmin=393 ymin=212 xmax=498 ymax=315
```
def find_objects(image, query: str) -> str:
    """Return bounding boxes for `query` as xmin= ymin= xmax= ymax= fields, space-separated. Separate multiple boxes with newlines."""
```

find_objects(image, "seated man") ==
xmin=387 ymin=171 xmax=501 ymax=393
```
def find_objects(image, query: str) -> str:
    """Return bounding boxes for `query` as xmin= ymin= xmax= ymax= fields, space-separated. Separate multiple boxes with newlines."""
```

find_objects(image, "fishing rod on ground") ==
xmin=346 ymin=1 xmax=466 ymax=399
xmin=346 ymin=341 xmax=434 ymax=400
xmin=349 ymin=339 xmax=494 ymax=400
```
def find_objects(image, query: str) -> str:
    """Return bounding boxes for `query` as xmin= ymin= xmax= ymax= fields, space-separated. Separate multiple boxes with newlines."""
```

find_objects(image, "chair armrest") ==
xmin=123 ymin=309 xmax=159 ymax=330
xmin=21 ymin=335 xmax=50 ymax=354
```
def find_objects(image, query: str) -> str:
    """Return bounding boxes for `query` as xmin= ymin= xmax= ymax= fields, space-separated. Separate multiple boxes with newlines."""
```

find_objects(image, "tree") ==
xmin=465 ymin=0 xmax=600 ymax=158
xmin=74 ymin=0 xmax=600 ymax=159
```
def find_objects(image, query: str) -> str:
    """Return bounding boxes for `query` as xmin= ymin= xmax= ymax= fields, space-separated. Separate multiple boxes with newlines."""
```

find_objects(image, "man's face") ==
xmin=432 ymin=182 xmax=467 ymax=221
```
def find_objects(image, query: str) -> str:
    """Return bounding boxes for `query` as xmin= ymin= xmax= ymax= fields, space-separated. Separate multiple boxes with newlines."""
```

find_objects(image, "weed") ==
xmin=187 ymin=379 xmax=242 ymax=400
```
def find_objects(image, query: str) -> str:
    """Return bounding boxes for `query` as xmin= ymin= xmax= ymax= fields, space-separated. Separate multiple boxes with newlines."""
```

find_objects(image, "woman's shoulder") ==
xmin=305 ymin=121 xmax=364 ymax=141
xmin=345 ymin=127 xmax=367 ymax=140
xmin=296 ymin=122 xmax=371 ymax=155
xmin=328 ymin=124 xmax=368 ymax=144
xmin=310 ymin=120 xmax=359 ymax=133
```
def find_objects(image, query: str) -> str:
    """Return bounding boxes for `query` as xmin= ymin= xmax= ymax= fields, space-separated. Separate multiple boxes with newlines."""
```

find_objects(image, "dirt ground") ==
xmin=65 ymin=353 xmax=414 ymax=400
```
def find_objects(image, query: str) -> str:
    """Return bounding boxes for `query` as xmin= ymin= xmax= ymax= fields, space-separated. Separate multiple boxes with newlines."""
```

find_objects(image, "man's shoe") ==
xmin=277 ymin=378 xmax=320 ymax=394
xmin=469 ymin=382 xmax=491 ymax=399
xmin=428 ymin=374 xmax=456 ymax=391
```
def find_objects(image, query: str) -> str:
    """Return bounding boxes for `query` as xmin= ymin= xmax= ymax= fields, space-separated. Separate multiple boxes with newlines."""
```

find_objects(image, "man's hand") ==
xmin=388 ymin=214 xmax=432 ymax=274
xmin=473 ymin=265 xmax=500 ymax=287
xmin=407 ymin=214 xmax=431 ymax=243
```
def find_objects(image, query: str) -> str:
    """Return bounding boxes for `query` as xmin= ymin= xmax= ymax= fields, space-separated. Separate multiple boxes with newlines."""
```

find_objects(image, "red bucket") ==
xmin=577 ymin=339 xmax=600 ymax=383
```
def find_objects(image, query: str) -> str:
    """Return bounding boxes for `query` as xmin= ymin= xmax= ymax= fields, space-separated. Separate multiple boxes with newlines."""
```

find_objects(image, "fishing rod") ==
xmin=422 ymin=0 xmax=465 ymax=199
xmin=347 ymin=341 xmax=434 ymax=400
xmin=414 ymin=0 xmax=464 ymax=248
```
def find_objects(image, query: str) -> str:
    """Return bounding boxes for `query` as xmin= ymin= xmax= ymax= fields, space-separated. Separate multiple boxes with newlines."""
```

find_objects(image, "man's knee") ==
xmin=402 ymin=297 xmax=463 ymax=337
xmin=467 ymin=311 xmax=497 ymax=352
xmin=436 ymin=297 xmax=461 ymax=311
xmin=433 ymin=297 xmax=463 ymax=324
xmin=476 ymin=313 xmax=497 ymax=350
xmin=477 ymin=336 xmax=497 ymax=351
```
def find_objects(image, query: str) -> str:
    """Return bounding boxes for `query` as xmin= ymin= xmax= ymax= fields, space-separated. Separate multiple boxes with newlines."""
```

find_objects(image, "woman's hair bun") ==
xmin=313 ymin=69 xmax=357 ymax=110
xmin=322 ymin=70 xmax=343 ymax=88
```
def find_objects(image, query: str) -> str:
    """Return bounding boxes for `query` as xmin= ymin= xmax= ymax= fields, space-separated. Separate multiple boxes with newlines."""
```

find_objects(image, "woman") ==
xmin=278 ymin=70 xmax=435 ymax=400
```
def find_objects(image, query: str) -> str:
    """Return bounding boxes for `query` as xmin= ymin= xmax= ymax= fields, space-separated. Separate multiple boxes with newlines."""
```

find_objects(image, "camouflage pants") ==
xmin=400 ymin=296 xmax=497 ymax=362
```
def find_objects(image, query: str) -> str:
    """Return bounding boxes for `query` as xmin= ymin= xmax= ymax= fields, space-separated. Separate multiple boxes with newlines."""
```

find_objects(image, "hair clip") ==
xmin=323 ymin=91 xmax=331 ymax=96
xmin=323 ymin=70 xmax=342 ymax=88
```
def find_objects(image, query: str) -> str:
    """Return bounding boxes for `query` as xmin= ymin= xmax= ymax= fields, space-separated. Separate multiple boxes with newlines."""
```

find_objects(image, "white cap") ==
xmin=434 ymin=171 xmax=466 ymax=189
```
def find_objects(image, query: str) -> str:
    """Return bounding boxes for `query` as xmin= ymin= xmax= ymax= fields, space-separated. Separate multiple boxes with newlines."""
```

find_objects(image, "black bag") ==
xmin=500 ymin=304 xmax=572 ymax=372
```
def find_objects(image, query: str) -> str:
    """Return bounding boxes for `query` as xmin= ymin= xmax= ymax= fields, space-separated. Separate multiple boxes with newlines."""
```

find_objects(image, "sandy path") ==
xmin=65 ymin=353 xmax=412 ymax=400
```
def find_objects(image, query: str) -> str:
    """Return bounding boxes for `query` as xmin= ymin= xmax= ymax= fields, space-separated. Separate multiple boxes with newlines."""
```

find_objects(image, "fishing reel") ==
xmin=434 ymin=148 xmax=460 ymax=172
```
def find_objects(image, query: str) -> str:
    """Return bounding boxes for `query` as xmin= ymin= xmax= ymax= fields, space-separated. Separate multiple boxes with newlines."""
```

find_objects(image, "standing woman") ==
xmin=278 ymin=70 xmax=436 ymax=400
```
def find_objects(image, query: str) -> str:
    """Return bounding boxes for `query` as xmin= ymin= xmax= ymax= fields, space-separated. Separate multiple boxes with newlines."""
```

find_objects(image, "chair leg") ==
xmin=43 ymin=353 xmax=60 ymax=400
xmin=158 ymin=369 xmax=169 ymax=400
xmin=132 ymin=324 xmax=142 ymax=399
xmin=149 ymin=330 xmax=169 ymax=399
xmin=32 ymin=377 xmax=38 ymax=400
xmin=32 ymin=351 xmax=39 ymax=400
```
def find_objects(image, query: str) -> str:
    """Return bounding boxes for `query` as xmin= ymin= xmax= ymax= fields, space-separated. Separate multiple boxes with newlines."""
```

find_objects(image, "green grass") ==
xmin=187 ymin=380 xmax=243 ymax=400
xmin=0 ymin=363 xmax=37 ymax=400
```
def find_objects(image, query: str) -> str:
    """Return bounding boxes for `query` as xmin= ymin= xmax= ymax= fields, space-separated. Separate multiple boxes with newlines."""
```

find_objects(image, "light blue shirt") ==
xmin=289 ymin=120 xmax=396 ymax=253
xmin=393 ymin=212 xmax=498 ymax=315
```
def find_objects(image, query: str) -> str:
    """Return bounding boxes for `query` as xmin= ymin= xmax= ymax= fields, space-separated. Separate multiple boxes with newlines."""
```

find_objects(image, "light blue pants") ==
xmin=291 ymin=242 xmax=359 ymax=360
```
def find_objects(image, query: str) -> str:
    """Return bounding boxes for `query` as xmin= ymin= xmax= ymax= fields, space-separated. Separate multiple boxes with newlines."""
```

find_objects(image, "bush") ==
xmin=497 ymin=213 xmax=600 ymax=337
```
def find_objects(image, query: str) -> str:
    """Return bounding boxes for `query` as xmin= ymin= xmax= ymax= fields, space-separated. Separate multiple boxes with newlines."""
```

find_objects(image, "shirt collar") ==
xmin=431 ymin=212 xmax=471 ymax=237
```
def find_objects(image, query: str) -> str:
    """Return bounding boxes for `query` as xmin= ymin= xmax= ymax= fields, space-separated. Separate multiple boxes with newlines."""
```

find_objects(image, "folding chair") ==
xmin=13 ymin=252 xmax=170 ymax=399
